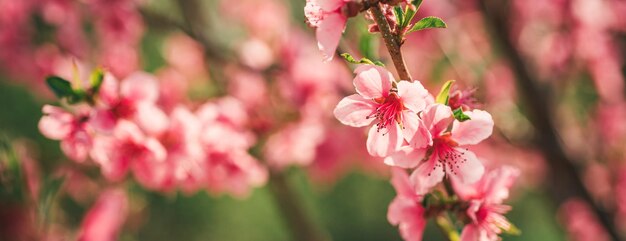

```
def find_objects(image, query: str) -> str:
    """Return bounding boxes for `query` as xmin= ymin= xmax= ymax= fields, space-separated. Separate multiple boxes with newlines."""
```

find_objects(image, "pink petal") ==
xmin=451 ymin=109 xmax=494 ymax=146
xmin=91 ymin=109 xmax=118 ymax=133
xmin=397 ymin=81 xmax=428 ymax=112
xmin=61 ymin=130 xmax=92 ymax=162
xmin=366 ymin=123 xmax=402 ymax=157
xmin=39 ymin=105 xmax=73 ymax=140
xmin=134 ymin=103 xmax=169 ymax=135
xmin=318 ymin=0 xmax=345 ymax=11
xmin=120 ymin=72 xmax=159 ymax=103
xmin=451 ymin=149 xmax=485 ymax=185
xmin=482 ymin=166 xmax=520 ymax=204
xmin=316 ymin=12 xmax=346 ymax=62
xmin=384 ymin=146 xmax=426 ymax=168
xmin=353 ymin=65 xmax=394 ymax=99
xmin=460 ymin=224 xmax=481 ymax=241
xmin=333 ymin=94 xmax=376 ymax=127
xmin=390 ymin=167 xmax=418 ymax=198
xmin=77 ymin=189 xmax=128 ymax=241
xmin=421 ymin=104 xmax=454 ymax=136
xmin=410 ymin=156 xmax=445 ymax=195
xmin=387 ymin=197 xmax=420 ymax=226
xmin=402 ymin=111 xmax=432 ymax=148
xmin=97 ymin=73 xmax=119 ymax=106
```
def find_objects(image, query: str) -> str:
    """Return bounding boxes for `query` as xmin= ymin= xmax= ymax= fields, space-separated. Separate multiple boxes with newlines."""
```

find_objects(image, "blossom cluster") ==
xmin=304 ymin=0 xmax=521 ymax=240
xmin=39 ymin=69 xmax=267 ymax=197
xmin=333 ymin=63 xmax=519 ymax=241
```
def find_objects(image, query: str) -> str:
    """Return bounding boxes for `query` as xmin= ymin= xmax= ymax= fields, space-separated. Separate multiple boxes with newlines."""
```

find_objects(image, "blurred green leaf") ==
xmin=393 ymin=6 xmax=404 ymax=27
xmin=453 ymin=108 xmax=471 ymax=122
xmin=38 ymin=176 xmax=65 ymax=224
xmin=340 ymin=53 xmax=385 ymax=67
xmin=436 ymin=80 xmax=455 ymax=104
xmin=502 ymin=222 xmax=522 ymax=236
xmin=409 ymin=17 xmax=447 ymax=33
xmin=46 ymin=76 xmax=74 ymax=99
xmin=89 ymin=68 xmax=105 ymax=93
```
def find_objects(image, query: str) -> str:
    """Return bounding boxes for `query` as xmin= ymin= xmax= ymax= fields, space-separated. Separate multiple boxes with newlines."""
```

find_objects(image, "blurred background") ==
xmin=1 ymin=0 xmax=625 ymax=240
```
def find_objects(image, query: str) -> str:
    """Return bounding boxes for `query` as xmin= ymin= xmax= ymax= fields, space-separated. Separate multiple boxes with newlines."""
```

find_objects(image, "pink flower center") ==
xmin=367 ymin=92 xmax=405 ymax=132
xmin=112 ymin=98 xmax=137 ymax=119
xmin=432 ymin=133 xmax=468 ymax=176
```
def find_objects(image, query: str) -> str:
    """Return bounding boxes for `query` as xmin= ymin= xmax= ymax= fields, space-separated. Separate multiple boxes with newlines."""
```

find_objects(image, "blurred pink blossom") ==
xmin=77 ymin=189 xmax=128 ymax=241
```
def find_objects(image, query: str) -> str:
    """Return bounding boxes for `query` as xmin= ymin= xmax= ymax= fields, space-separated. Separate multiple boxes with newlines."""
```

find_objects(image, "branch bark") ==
xmin=369 ymin=3 xmax=413 ymax=81
xmin=478 ymin=1 xmax=622 ymax=240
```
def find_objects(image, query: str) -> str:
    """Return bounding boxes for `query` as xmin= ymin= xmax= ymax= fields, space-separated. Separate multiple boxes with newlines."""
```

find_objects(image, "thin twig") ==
xmin=478 ymin=0 xmax=622 ymax=240
xmin=369 ymin=3 xmax=413 ymax=81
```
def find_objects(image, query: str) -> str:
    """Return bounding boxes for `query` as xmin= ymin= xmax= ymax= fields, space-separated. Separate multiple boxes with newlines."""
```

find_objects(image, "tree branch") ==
xmin=478 ymin=1 xmax=622 ymax=240
xmin=268 ymin=171 xmax=331 ymax=241
xmin=369 ymin=3 xmax=413 ymax=81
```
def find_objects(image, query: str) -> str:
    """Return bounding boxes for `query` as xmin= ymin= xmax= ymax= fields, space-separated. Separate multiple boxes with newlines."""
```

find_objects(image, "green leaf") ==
xmin=453 ymin=108 xmax=471 ymax=122
xmin=403 ymin=6 xmax=417 ymax=27
xmin=89 ymin=68 xmax=105 ymax=93
xmin=502 ymin=223 xmax=522 ymax=236
xmin=340 ymin=53 xmax=385 ymax=67
xmin=393 ymin=6 xmax=404 ymax=27
xmin=46 ymin=76 xmax=74 ymax=99
xmin=412 ymin=0 xmax=424 ymax=9
xmin=409 ymin=16 xmax=447 ymax=32
xmin=435 ymin=80 xmax=455 ymax=104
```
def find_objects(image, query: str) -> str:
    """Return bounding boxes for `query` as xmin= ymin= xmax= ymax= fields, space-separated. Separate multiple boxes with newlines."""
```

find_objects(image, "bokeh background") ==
xmin=1 ymin=0 xmax=625 ymax=240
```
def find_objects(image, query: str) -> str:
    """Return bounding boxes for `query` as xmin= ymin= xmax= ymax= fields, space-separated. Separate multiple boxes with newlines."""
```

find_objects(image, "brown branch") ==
xmin=268 ymin=171 xmax=331 ymax=241
xmin=369 ymin=3 xmax=413 ymax=81
xmin=478 ymin=0 xmax=622 ymax=240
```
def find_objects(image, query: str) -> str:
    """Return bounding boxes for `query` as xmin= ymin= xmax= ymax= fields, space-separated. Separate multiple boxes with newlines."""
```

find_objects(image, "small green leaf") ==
xmin=89 ymin=68 xmax=105 ymax=93
xmin=340 ymin=53 xmax=385 ymax=67
xmin=412 ymin=0 xmax=424 ymax=8
xmin=46 ymin=76 xmax=74 ymax=99
xmin=393 ymin=6 xmax=404 ymax=27
xmin=502 ymin=223 xmax=522 ymax=236
xmin=409 ymin=16 xmax=447 ymax=32
xmin=403 ymin=6 xmax=417 ymax=27
xmin=436 ymin=80 xmax=455 ymax=104
xmin=453 ymin=108 xmax=471 ymax=122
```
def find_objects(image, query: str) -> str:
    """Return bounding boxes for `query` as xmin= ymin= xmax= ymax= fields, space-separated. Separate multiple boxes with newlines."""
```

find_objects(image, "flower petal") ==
xmin=421 ymin=104 xmax=454 ymax=135
xmin=397 ymin=81 xmax=428 ymax=112
xmin=402 ymin=111 xmax=432 ymax=148
xmin=451 ymin=149 xmax=484 ymax=185
xmin=460 ymin=224 xmax=481 ymax=241
xmin=134 ymin=103 xmax=169 ymax=135
xmin=318 ymin=0 xmax=345 ymax=11
xmin=410 ymin=156 xmax=445 ymax=195
xmin=120 ymin=72 xmax=159 ymax=103
xmin=390 ymin=167 xmax=417 ymax=198
xmin=384 ymin=146 xmax=426 ymax=169
xmin=333 ymin=94 xmax=376 ymax=127
xmin=316 ymin=12 xmax=346 ymax=62
xmin=451 ymin=109 xmax=494 ymax=146
xmin=39 ymin=105 xmax=73 ymax=140
xmin=366 ymin=123 xmax=402 ymax=157
xmin=353 ymin=65 xmax=394 ymax=99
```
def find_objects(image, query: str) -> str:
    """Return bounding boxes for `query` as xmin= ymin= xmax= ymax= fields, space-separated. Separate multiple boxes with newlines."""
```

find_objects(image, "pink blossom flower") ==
xmin=333 ymin=65 xmax=429 ymax=157
xmin=39 ymin=105 xmax=93 ymax=162
xmin=388 ymin=168 xmax=427 ymax=241
xmin=304 ymin=0 xmax=349 ymax=61
xmin=204 ymin=151 xmax=268 ymax=198
xmin=90 ymin=120 xmax=166 ymax=186
xmin=77 ymin=189 xmax=128 ymax=241
xmin=385 ymin=104 xmax=492 ymax=193
xmin=452 ymin=166 xmax=520 ymax=241
xmin=158 ymin=106 xmax=206 ymax=193
xmin=264 ymin=119 xmax=326 ymax=169
xmin=92 ymin=72 xmax=168 ymax=135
